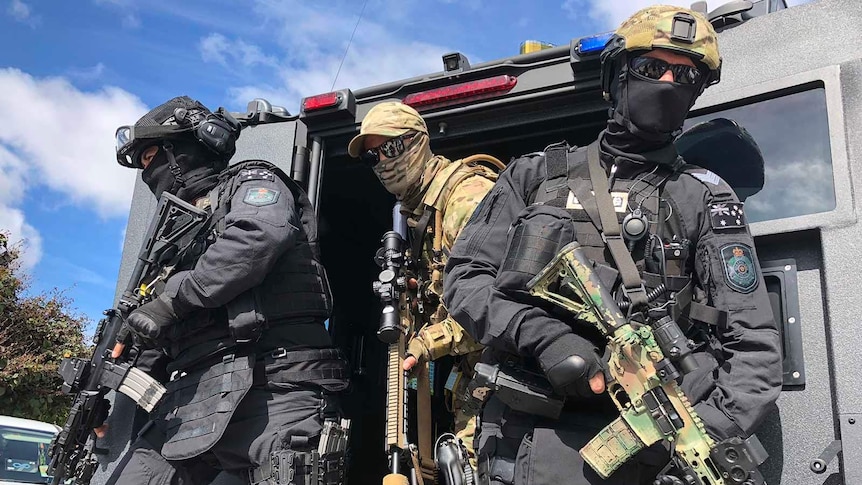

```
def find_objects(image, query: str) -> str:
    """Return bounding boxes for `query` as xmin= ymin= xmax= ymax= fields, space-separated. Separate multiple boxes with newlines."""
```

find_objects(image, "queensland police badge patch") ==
xmin=243 ymin=187 xmax=279 ymax=206
xmin=720 ymin=243 xmax=758 ymax=293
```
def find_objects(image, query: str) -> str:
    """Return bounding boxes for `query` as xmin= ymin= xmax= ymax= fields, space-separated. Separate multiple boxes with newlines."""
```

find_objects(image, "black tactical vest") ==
xmin=167 ymin=160 xmax=333 ymax=364
xmin=530 ymin=144 xmax=692 ymax=295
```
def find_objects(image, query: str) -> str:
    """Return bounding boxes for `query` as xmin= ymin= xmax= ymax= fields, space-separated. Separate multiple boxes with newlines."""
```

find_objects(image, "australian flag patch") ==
xmin=720 ymin=243 xmax=758 ymax=293
xmin=710 ymin=202 xmax=746 ymax=230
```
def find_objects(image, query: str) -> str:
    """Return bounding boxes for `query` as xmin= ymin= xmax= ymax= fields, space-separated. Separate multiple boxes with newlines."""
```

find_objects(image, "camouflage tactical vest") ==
xmin=411 ymin=157 xmax=499 ymax=328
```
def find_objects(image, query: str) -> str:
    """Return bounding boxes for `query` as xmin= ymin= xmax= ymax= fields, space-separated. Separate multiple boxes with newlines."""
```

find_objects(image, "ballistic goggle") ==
xmin=116 ymin=106 xmax=217 ymax=169
xmin=115 ymin=123 xmax=194 ymax=169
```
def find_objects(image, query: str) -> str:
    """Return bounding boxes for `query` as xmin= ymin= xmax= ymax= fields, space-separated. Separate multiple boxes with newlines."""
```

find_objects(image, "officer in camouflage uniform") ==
xmin=348 ymin=102 xmax=498 ymax=465
xmin=109 ymin=96 xmax=349 ymax=484
xmin=444 ymin=6 xmax=781 ymax=485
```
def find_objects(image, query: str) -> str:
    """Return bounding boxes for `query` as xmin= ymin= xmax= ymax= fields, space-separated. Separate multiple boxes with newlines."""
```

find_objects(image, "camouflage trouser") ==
xmin=407 ymin=317 xmax=483 ymax=467
xmin=454 ymin=408 xmax=478 ymax=468
xmin=450 ymin=351 xmax=482 ymax=468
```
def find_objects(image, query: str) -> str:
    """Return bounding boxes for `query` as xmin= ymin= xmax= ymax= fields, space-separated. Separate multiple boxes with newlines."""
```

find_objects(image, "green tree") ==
xmin=0 ymin=234 xmax=88 ymax=425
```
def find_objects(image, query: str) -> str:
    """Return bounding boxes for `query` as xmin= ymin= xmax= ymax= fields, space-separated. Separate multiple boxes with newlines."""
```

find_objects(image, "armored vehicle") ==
xmin=105 ymin=1 xmax=860 ymax=483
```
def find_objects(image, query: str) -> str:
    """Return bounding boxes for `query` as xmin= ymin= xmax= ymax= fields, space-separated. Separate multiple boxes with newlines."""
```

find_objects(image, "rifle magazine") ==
xmin=579 ymin=415 xmax=645 ymax=479
xmin=117 ymin=366 xmax=167 ymax=412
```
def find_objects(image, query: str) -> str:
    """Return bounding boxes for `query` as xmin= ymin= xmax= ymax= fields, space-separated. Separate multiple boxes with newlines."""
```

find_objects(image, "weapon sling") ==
xmin=409 ymin=210 xmax=439 ymax=481
xmin=571 ymin=142 xmax=650 ymax=308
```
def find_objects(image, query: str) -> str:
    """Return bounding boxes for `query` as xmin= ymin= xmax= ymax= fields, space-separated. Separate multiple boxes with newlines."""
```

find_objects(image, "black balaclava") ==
xmin=602 ymin=50 xmax=702 ymax=171
xmin=141 ymin=137 xmax=226 ymax=201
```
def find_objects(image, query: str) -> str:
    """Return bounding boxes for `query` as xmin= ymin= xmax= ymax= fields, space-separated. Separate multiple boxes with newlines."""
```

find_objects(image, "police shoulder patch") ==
xmin=243 ymin=187 xmax=279 ymax=206
xmin=720 ymin=243 xmax=758 ymax=293
xmin=710 ymin=202 xmax=746 ymax=230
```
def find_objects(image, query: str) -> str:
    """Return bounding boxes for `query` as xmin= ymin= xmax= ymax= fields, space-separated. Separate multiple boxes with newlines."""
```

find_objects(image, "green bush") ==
xmin=0 ymin=235 xmax=88 ymax=425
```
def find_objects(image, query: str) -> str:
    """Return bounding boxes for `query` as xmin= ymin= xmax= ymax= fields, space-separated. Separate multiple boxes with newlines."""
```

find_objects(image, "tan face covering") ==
xmin=372 ymin=133 xmax=447 ymax=212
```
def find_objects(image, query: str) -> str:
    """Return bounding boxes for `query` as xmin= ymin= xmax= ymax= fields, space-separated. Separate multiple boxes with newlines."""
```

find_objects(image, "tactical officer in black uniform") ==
xmin=443 ymin=6 xmax=781 ymax=485
xmin=109 ymin=96 xmax=349 ymax=484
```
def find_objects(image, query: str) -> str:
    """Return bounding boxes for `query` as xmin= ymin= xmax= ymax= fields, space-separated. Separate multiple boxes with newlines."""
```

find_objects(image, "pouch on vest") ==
xmin=495 ymin=205 xmax=576 ymax=296
xmin=158 ymin=353 xmax=255 ymax=461
xmin=226 ymin=288 xmax=266 ymax=343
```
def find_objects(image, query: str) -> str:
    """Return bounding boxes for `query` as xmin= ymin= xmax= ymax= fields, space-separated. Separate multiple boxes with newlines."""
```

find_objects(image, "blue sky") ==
xmin=0 ymin=0 xmax=811 ymax=333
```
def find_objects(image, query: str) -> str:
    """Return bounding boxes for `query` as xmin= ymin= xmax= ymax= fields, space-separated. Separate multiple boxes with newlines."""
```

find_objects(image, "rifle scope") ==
xmin=373 ymin=230 xmax=406 ymax=344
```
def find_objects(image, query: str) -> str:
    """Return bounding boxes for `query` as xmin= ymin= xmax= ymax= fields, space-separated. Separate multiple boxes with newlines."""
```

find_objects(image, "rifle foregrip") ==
xmin=580 ymin=416 xmax=646 ymax=479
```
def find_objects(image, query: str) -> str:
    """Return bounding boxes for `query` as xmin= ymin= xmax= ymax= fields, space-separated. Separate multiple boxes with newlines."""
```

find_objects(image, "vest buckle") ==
xmin=270 ymin=347 xmax=288 ymax=359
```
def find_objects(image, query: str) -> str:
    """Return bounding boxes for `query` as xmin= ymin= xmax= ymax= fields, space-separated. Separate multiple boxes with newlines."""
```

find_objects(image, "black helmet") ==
xmin=115 ymin=96 xmax=241 ymax=169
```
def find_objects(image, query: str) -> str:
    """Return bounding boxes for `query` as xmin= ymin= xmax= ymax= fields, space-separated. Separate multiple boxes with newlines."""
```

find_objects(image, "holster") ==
xmin=250 ymin=418 xmax=351 ymax=485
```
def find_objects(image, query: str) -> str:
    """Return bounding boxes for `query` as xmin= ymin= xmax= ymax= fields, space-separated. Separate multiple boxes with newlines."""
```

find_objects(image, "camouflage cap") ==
xmin=348 ymin=102 xmax=428 ymax=158
xmin=615 ymin=5 xmax=720 ymax=71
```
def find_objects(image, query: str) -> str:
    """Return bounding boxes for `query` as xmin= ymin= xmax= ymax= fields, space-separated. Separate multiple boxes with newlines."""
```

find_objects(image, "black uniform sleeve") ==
xmin=443 ymin=156 xmax=597 ymax=369
xmin=688 ymin=183 xmax=782 ymax=440
xmin=132 ymin=348 xmax=170 ymax=383
xmin=166 ymin=172 xmax=300 ymax=313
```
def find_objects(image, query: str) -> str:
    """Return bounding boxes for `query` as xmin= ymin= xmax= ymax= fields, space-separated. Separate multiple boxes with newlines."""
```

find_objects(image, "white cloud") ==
xmin=7 ymin=0 xmax=39 ymax=27
xmin=0 ymin=69 xmax=148 ymax=268
xmin=201 ymin=0 xmax=456 ymax=113
xmin=42 ymin=256 xmax=115 ymax=290
xmin=93 ymin=0 xmax=140 ymax=29
xmin=0 ymin=207 xmax=42 ymax=270
xmin=0 ymin=145 xmax=41 ymax=269
xmin=7 ymin=0 xmax=29 ymax=20
xmin=199 ymin=33 xmax=279 ymax=69
xmin=747 ymin=157 xmax=835 ymax=220
xmin=199 ymin=33 xmax=230 ymax=66
xmin=66 ymin=62 xmax=107 ymax=83
xmin=0 ymin=68 xmax=147 ymax=217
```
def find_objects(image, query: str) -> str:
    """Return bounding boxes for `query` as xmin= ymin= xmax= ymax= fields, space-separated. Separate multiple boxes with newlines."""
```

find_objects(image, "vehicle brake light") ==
xmin=577 ymin=32 xmax=614 ymax=55
xmin=404 ymin=75 xmax=517 ymax=110
xmin=302 ymin=92 xmax=342 ymax=112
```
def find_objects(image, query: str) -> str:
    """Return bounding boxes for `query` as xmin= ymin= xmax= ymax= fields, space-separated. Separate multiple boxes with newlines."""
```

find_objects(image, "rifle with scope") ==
xmin=372 ymin=203 xmax=439 ymax=485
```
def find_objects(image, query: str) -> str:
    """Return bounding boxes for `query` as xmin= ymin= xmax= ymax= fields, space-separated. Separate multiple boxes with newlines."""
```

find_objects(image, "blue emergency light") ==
xmin=577 ymin=32 xmax=614 ymax=55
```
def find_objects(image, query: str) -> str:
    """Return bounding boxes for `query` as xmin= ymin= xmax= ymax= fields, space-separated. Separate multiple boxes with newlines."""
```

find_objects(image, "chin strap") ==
xmin=162 ymin=141 xmax=185 ymax=189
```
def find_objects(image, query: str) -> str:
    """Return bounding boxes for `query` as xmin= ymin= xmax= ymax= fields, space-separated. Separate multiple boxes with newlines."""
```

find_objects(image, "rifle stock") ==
xmin=526 ymin=242 xmax=763 ymax=485
xmin=48 ymin=193 xmax=207 ymax=484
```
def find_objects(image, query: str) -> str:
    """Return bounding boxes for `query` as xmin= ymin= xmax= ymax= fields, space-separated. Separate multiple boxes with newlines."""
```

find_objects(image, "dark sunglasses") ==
xmin=360 ymin=132 xmax=417 ymax=165
xmin=629 ymin=56 xmax=704 ymax=85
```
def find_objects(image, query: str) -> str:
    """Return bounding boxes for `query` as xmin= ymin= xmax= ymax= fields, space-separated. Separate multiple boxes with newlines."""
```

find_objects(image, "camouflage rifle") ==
xmin=372 ymin=204 xmax=436 ymax=485
xmin=526 ymin=241 xmax=766 ymax=485
xmin=48 ymin=192 xmax=208 ymax=485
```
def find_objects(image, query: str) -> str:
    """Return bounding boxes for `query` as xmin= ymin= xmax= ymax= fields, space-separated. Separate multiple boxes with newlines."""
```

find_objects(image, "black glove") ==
xmin=126 ymin=296 xmax=179 ymax=347
xmin=537 ymin=333 xmax=606 ymax=398
xmin=653 ymin=476 xmax=684 ymax=485
xmin=93 ymin=398 xmax=111 ymax=429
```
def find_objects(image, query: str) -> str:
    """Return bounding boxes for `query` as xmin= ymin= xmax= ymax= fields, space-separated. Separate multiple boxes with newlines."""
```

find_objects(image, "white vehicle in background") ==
xmin=0 ymin=416 xmax=60 ymax=485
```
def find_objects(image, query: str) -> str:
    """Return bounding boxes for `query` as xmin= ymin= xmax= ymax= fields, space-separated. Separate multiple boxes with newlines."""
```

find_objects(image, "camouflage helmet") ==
xmin=348 ymin=102 xmax=428 ymax=158
xmin=601 ymin=5 xmax=721 ymax=96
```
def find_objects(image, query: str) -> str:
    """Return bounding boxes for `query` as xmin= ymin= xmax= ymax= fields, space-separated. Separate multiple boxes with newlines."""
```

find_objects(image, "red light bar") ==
xmin=302 ymin=91 xmax=341 ymax=112
xmin=404 ymin=75 xmax=517 ymax=110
